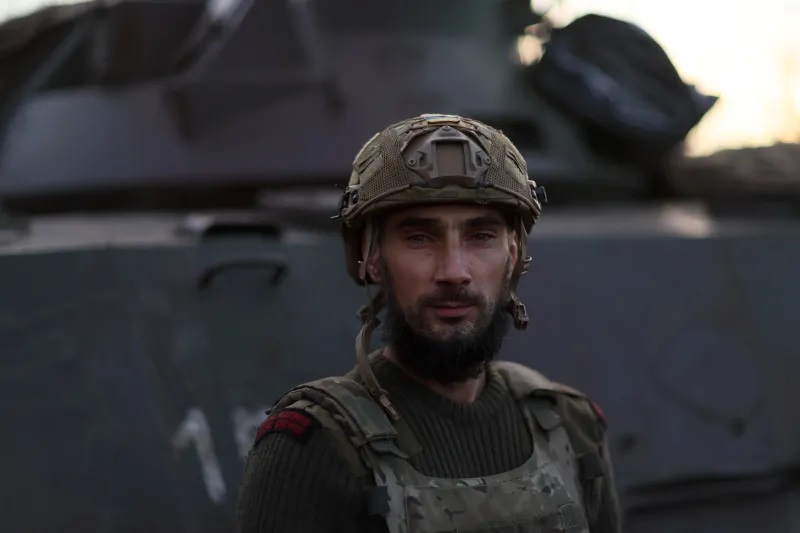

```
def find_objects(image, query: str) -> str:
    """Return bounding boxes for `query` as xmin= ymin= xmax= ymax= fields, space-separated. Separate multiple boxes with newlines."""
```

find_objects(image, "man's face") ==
xmin=367 ymin=204 xmax=519 ymax=383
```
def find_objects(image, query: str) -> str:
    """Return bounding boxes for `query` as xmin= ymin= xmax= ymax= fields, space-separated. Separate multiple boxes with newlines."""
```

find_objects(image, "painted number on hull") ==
xmin=232 ymin=406 xmax=271 ymax=460
xmin=172 ymin=406 xmax=269 ymax=504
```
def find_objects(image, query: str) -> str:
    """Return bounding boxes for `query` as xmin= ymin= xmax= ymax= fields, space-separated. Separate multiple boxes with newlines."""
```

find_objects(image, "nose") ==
xmin=434 ymin=243 xmax=471 ymax=286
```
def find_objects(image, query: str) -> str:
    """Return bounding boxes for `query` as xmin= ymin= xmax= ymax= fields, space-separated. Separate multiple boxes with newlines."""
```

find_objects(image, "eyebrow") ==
xmin=392 ymin=214 xmax=507 ymax=232
xmin=463 ymin=215 xmax=507 ymax=230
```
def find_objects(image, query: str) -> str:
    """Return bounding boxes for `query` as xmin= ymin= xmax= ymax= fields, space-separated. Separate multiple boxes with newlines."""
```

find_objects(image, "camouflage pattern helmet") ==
xmin=335 ymin=113 xmax=547 ymax=330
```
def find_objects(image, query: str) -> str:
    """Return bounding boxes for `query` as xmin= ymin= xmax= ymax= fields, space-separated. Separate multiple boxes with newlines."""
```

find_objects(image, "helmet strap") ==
xmin=507 ymin=218 xmax=531 ymax=330
xmin=357 ymin=222 xmax=375 ymax=282
xmin=355 ymin=225 xmax=401 ymax=422
xmin=355 ymin=290 xmax=401 ymax=422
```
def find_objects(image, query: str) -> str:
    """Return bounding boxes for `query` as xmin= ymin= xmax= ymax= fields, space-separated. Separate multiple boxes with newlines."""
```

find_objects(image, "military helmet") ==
xmin=335 ymin=113 xmax=547 ymax=329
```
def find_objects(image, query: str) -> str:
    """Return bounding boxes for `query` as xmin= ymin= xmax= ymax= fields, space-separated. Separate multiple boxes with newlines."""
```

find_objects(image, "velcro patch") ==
xmin=254 ymin=408 xmax=320 ymax=446
xmin=590 ymin=401 xmax=607 ymax=427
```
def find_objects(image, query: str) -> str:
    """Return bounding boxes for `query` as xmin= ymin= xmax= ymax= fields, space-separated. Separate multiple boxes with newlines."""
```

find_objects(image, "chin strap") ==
xmin=507 ymin=292 xmax=529 ymax=330
xmin=354 ymin=221 xmax=400 ymax=421
xmin=507 ymin=218 xmax=531 ymax=330
xmin=355 ymin=288 xmax=401 ymax=422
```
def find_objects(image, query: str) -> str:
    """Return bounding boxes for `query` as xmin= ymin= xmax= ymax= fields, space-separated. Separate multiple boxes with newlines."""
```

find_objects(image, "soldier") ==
xmin=236 ymin=114 xmax=623 ymax=532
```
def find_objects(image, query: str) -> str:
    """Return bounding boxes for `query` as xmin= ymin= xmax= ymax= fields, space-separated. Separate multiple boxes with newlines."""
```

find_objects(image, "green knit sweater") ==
xmin=235 ymin=354 xmax=532 ymax=532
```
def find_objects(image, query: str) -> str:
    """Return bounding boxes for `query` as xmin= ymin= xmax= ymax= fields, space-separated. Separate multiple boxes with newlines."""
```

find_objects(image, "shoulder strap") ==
xmin=492 ymin=359 xmax=587 ymax=399
xmin=493 ymin=360 xmax=611 ymax=527
xmin=269 ymin=373 xmax=419 ymax=478
xmin=281 ymin=398 xmax=370 ymax=477
xmin=271 ymin=375 xmax=398 ymax=446
xmin=492 ymin=359 xmax=606 ymax=453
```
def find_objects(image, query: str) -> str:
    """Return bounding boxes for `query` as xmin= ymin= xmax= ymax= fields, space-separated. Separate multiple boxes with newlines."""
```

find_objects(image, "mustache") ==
xmin=419 ymin=287 xmax=485 ymax=308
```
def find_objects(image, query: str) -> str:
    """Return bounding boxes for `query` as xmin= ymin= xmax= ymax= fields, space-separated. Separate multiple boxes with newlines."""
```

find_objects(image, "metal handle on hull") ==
xmin=196 ymin=256 xmax=288 ymax=290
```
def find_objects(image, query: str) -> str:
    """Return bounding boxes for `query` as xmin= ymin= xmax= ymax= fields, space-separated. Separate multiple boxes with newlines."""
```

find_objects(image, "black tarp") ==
xmin=528 ymin=14 xmax=718 ymax=157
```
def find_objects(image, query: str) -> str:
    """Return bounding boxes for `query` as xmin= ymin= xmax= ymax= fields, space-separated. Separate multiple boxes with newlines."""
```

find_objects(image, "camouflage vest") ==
xmin=271 ymin=360 xmax=592 ymax=533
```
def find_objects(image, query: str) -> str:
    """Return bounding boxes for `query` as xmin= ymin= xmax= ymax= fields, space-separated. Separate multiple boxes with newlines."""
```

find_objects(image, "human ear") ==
xmin=366 ymin=246 xmax=384 ymax=283
xmin=508 ymin=231 xmax=519 ymax=267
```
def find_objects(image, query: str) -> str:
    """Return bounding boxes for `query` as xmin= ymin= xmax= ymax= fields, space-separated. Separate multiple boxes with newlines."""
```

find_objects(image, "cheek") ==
xmin=383 ymin=251 xmax=433 ymax=307
xmin=473 ymin=247 xmax=511 ymax=275
xmin=475 ymin=253 xmax=513 ymax=299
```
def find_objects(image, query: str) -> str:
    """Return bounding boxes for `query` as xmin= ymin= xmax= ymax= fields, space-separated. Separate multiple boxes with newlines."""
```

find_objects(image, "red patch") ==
xmin=590 ymin=401 xmax=607 ymax=426
xmin=254 ymin=408 xmax=319 ymax=446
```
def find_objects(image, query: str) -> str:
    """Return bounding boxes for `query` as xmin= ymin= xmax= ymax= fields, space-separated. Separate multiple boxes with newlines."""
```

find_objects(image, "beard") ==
xmin=380 ymin=267 xmax=512 ymax=385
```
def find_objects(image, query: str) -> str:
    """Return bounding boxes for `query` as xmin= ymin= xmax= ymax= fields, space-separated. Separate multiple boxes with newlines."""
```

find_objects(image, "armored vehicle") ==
xmin=1 ymin=1 xmax=798 ymax=532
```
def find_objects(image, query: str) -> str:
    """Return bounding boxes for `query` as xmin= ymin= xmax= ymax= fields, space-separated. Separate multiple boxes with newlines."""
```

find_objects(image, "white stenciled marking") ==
xmin=231 ymin=407 xmax=270 ymax=460
xmin=172 ymin=408 xmax=227 ymax=504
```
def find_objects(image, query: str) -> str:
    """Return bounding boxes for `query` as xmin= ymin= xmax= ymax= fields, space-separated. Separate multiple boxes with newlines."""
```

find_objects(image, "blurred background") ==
xmin=0 ymin=1 xmax=798 ymax=532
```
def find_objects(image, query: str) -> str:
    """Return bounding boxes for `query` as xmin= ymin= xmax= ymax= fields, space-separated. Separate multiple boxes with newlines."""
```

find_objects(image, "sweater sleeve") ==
xmin=591 ymin=433 xmax=624 ymax=533
xmin=234 ymin=424 xmax=381 ymax=533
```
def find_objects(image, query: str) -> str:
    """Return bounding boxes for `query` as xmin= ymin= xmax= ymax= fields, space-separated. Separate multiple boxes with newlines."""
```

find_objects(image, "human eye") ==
xmin=406 ymin=233 xmax=431 ymax=244
xmin=471 ymin=232 xmax=497 ymax=242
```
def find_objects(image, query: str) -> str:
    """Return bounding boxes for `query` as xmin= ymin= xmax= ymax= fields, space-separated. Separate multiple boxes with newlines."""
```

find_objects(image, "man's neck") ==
xmin=382 ymin=347 xmax=487 ymax=404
